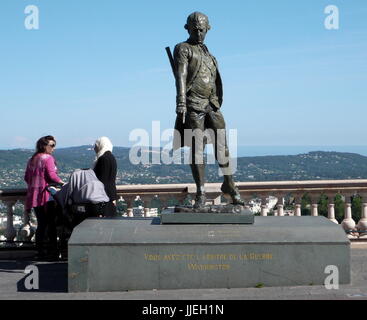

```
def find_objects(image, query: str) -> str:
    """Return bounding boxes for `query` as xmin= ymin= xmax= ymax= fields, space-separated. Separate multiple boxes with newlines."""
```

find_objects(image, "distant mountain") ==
xmin=234 ymin=151 xmax=367 ymax=181
xmin=1 ymin=146 xmax=367 ymax=189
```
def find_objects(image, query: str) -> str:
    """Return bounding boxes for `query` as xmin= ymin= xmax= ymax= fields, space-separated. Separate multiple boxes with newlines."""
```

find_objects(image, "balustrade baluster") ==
xmin=341 ymin=194 xmax=356 ymax=236
xmin=4 ymin=200 xmax=16 ymax=245
xmin=123 ymin=197 xmax=134 ymax=217
xmin=356 ymin=194 xmax=367 ymax=237
xmin=127 ymin=208 xmax=134 ymax=217
xmin=326 ymin=194 xmax=338 ymax=224
xmin=294 ymin=195 xmax=302 ymax=217
xmin=213 ymin=194 xmax=222 ymax=205
xmin=311 ymin=204 xmax=318 ymax=216
xmin=144 ymin=207 xmax=150 ymax=217
xmin=18 ymin=200 xmax=35 ymax=241
xmin=141 ymin=195 xmax=155 ymax=217
xmin=277 ymin=196 xmax=284 ymax=216
xmin=260 ymin=195 xmax=268 ymax=216
xmin=310 ymin=195 xmax=319 ymax=216
xmin=273 ymin=197 xmax=278 ymax=216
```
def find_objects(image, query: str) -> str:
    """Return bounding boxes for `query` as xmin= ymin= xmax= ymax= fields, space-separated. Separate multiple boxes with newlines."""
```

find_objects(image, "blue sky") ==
xmin=1 ymin=0 xmax=366 ymax=152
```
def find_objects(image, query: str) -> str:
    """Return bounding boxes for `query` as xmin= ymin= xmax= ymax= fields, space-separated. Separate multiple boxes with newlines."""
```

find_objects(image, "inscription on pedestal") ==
xmin=143 ymin=251 xmax=273 ymax=271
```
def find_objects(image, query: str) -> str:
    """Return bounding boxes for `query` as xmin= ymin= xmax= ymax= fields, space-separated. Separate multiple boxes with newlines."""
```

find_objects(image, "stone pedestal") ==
xmin=68 ymin=216 xmax=350 ymax=292
xmin=161 ymin=206 xmax=254 ymax=224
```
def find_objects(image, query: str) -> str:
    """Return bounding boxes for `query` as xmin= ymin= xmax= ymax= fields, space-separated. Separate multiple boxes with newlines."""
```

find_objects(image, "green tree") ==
xmin=301 ymin=194 xmax=311 ymax=216
xmin=352 ymin=195 xmax=362 ymax=223
xmin=318 ymin=194 xmax=328 ymax=218
xmin=334 ymin=194 xmax=344 ymax=223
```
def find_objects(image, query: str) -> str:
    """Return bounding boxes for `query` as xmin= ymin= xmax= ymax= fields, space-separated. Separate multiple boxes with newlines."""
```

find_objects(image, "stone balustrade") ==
xmin=1 ymin=179 xmax=367 ymax=245
xmin=0 ymin=189 xmax=35 ymax=246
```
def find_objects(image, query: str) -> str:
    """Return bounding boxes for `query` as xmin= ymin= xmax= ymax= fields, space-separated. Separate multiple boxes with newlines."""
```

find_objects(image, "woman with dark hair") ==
xmin=93 ymin=136 xmax=117 ymax=217
xmin=24 ymin=135 xmax=64 ymax=259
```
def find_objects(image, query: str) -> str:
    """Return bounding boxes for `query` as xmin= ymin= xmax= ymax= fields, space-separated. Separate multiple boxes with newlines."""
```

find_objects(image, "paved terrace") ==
xmin=0 ymin=242 xmax=366 ymax=300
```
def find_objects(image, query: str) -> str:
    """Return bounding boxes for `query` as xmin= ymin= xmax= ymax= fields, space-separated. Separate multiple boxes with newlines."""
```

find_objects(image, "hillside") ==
xmin=1 ymin=146 xmax=367 ymax=188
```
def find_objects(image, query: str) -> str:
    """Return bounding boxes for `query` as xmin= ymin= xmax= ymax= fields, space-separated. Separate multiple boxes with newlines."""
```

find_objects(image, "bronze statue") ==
xmin=169 ymin=12 xmax=244 ymax=208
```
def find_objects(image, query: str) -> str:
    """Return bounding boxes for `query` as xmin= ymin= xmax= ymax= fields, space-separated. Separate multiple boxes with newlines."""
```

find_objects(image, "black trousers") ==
xmin=102 ymin=201 xmax=117 ymax=217
xmin=69 ymin=201 xmax=117 ymax=227
xmin=34 ymin=201 xmax=58 ymax=255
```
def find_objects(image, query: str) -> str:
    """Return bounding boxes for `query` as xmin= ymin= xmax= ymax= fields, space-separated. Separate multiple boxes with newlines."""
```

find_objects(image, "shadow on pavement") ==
xmin=18 ymin=262 xmax=68 ymax=293
xmin=0 ymin=260 xmax=34 ymax=273
xmin=0 ymin=260 xmax=68 ymax=293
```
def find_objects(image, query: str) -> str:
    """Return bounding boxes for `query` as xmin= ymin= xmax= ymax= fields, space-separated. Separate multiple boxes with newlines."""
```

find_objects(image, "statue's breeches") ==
xmin=186 ymin=108 xmax=230 ymax=168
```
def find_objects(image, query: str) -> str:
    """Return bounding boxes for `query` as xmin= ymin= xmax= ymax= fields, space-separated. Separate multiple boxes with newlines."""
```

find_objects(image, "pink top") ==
xmin=24 ymin=153 xmax=62 ymax=211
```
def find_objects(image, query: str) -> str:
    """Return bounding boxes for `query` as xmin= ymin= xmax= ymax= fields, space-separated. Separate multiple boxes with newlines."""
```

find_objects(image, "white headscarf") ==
xmin=93 ymin=136 xmax=113 ymax=167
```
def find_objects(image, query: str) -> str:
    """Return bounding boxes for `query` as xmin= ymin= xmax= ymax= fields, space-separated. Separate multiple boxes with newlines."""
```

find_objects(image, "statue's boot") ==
xmin=215 ymin=141 xmax=244 ymax=206
xmin=190 ymin=164 xmax=206 ymax=208
xmin=194 ymin=193 xmax=206 ymax=209
xmin=220 ymin=175 xmax=245 ymax=206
